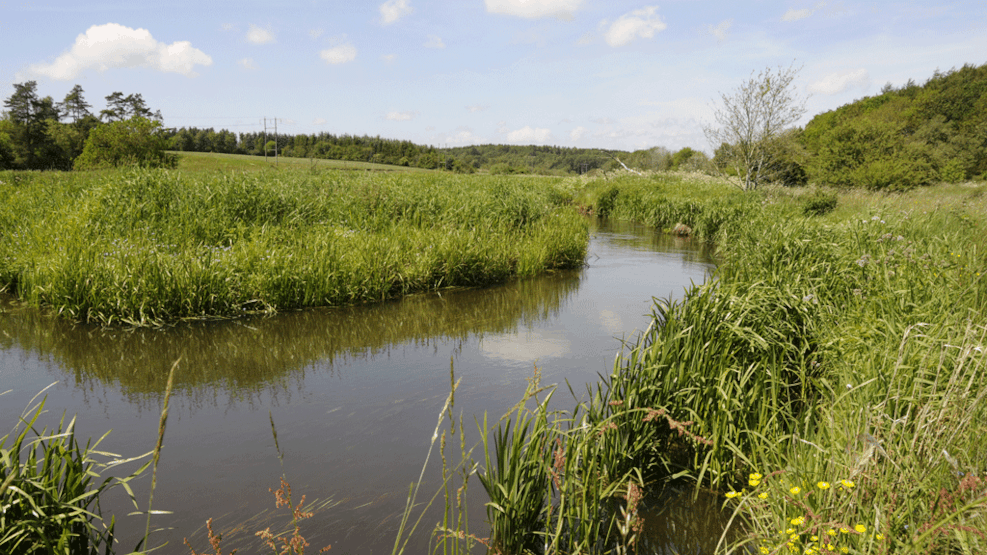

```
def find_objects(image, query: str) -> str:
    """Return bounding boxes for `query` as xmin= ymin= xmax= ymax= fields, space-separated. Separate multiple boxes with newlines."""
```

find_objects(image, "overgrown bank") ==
xmin=0 ymin=169 xmax=588 ymax=326
xmin=457 ymin=174 xmax=987 ymax=554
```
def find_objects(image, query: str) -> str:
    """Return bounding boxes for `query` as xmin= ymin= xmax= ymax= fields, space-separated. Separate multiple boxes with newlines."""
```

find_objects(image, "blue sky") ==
xmin=3 ymin=1 xmax=986 ymax=152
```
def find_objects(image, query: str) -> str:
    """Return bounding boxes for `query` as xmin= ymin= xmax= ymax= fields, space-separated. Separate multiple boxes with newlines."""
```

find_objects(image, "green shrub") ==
xmin=802 ymin=190 xmax=838 ymax=216
xmin=74 ymin=117 xmax=177 ymax=170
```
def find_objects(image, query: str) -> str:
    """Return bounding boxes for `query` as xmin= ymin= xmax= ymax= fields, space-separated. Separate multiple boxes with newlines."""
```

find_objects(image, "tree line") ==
xmin=1 ymin=81 xmax=173 ymax=171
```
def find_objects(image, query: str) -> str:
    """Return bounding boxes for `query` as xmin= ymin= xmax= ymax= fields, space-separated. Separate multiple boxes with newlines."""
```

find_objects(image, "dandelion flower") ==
xmin=855 ymin=524 xmax=866 ymax=533
xmin=790 ymin=486 xmax=801 ymax=495
xmin=816 ymin=481 xmax=830 ymax=490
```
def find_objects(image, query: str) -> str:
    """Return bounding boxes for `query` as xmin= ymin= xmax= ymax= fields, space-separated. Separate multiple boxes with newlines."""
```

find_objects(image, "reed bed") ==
xmin=449 ymin=175 xmax=987 ymax=554
xmin=0 ymin=169 xmax=587 ymax=326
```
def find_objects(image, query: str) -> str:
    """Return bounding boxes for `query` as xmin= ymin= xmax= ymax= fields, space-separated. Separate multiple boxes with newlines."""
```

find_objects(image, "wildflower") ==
xmin=840 ymin=479 xmax=855 ymax=489
xmin=854 ymin=524 xmax=866 ymax=533
xmin=826 ymin=529 xmax=837 ymax=536
xmin=790 ymin=533 xmax=799 ymax=541
xmin=839 ymin=548 xmax=849 ymax=554
xmin=726 ymin=491 xmax=741 ymax=498
xmin=810 ymin=535 xmax=819 ymax=542
xmin=760 ymin=548 xmax=770 ymax=554
xmin=790 ymin=516 xmax=805 ymax=526
xmin=787 ymin=528 xmax=796 ymax=535
xmin=750 ymin=472 xmax=763 ymax=486
xmin=758 ymin=492 xmax=769 ymax=499
xmin=789 ymin=486 xmax=801 ymax=495
xmin=876 ymin=533 xmax=884 ymax=540
xmin=839 ymin=527 xmax=849 ymax=534
xmin=816 ymin=481 xmax=830 ymax=490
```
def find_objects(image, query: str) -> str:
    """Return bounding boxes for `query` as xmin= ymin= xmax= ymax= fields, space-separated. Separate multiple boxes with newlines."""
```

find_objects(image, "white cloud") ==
xmin=602 ymin=6 xmax=667 ymax=47
xmin=506 ymin=126 xmax=553 ymax=144
xmin=309 ymin=28 xmax=324 ymax=39
xmin=381 ymin=53 xmax=397 ymax=62
xmin=466 ymin=105 xmax=488 ymax=113
xmin=239 ymin=57 xmax=258 ymax=70
xmin=808 ymin=68 xmax=870 ymax=95
xmin=385 ymin=111 xmax=416 ymax=121
xmin=424 ymin=35 xmax=445 ymax=48
xmin=570 ymin=126 xmax=588 ymax=141
xmin=313 ymin=117 xmax=327 ymax=125
xmin=320 ymin=43 xmax=357 ymax=64
xmin=246 ymin=24 xmax=275 ymax=45
xmin=22 ymin=23 xmax=212 ymax=80
xmin=221 ymin=23 xmax=236 ymax=31
xmin=485 ymin=0 xmax=583 ymax=20
xmin=782 ymin=1 xmax=827 ymax=22
xmin=708 ymin=19 xmax=732 ymax=42
xmin=380 ymin=0 xmax=413 ymax=24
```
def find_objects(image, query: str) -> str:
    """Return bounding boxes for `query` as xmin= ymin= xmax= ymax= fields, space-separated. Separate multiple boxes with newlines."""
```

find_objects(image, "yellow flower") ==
xmin=790 ymin=516 xmax=805 ymax=526
xmin=810 ymin=535 xmax=819 ymax=542
xmin=759 ymin=548 xmax=770 ymax=555
xmin=750 ymin=478 xmax=762 ymax=487
xmin=726 ymin=491 xmax=741 ymax=498
xmin=839 ymin=548 xmax=848 ymax=554
xmin=816 ymin=481 xmax=830 ymax=490
xmin=840 ymin=479 xmax=855 ymax=489
xmin=826 ymin=544 xmax=835 ymax=551
xmin=790 ymin=533 xmax=799 ymax=541
xmin=750 ymin=472 xmax=763 ymax=481
xmin=855 ymin=524 xmax=867 ymax=533
xmin=876 ymin=533 xmax=885 ymax=540
xmin=787 ymin=528 xmax=796 ymax=535
xmin=840 ymin=527 xmax=849 ymax=534
xmin=759 ymin=492 xmax=769 ymax=499
xmin=826 ymin=529 xmax=837 ymax=536
xmin=790 ymin=486 xmax=801 ymax=495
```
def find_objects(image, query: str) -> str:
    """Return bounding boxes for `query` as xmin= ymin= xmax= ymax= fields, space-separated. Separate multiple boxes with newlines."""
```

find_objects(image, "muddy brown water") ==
xmin=0 ymin=218 xmax=730 ymax=554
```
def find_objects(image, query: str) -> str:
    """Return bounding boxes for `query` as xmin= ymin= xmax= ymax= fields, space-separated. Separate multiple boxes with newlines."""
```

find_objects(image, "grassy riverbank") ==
xmin=0 ymin=168 xmax=587 ymax=326
xmin=453 ymin=174 xmax=987 ymax=554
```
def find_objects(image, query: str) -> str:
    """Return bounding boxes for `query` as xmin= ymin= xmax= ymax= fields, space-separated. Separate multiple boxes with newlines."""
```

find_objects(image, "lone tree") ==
xmin=704 ymin=64 xmax=807 ymax=191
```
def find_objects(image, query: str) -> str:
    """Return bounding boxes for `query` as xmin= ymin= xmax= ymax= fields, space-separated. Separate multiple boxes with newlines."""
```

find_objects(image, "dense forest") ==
xmin=799 ymin=62 xmax=987 ymax=189
xmin=2 ymin=61 xmax=986 ymax=185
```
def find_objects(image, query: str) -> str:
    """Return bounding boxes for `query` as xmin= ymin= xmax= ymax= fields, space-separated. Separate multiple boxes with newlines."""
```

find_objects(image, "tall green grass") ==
xmin=0 ymin=385 xmax=157 ymax=555
xmin=450 ymin=176 xmax=987 ymax=553
xmin=0 ymin=169 xmax=587 ymax=326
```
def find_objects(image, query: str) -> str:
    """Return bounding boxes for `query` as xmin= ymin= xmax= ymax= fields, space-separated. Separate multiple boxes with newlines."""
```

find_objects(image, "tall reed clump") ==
xmin=579 ymin=173 xmax=761 ymax=241
xmin=0 ymin=169 xmax=588 ymax=326
xmin=0 ymin=385 xmax=152 ymax=555
xmin=453 ymin=175 xmax=987 ymax=554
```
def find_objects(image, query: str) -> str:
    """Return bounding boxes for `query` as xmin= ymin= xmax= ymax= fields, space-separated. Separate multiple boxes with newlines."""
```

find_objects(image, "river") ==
xmin=0 ymin=218 xmax=724 ymax=554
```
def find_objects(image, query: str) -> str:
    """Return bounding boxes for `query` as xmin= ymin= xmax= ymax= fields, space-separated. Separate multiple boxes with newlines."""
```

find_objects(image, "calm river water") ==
xmin=0 ymin=218 xmax=725 ymax=554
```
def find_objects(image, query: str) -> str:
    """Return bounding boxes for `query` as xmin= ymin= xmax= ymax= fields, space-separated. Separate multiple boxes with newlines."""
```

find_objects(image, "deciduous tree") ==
xmin=704 ymin=64 xmax=807 ymax=190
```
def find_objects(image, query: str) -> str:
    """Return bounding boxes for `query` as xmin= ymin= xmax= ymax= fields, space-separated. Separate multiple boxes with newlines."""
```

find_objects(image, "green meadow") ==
xmin=429 ymin=174 xmax=987 ymax=555
xmin=3 ymin=157 xmax=987 ymax=554
xmin=0 ymin=160 xmax=587 ymax=326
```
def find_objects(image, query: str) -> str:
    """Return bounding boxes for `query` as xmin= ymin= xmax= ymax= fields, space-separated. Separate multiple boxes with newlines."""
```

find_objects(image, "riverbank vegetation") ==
xmin=433 ymin=173 xmax=987 ymax=554
xmin=0 ymin=168 xmax=587 ymax=326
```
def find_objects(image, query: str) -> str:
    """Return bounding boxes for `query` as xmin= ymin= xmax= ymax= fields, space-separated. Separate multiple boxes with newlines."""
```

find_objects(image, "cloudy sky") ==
xmin=3 ymin=1 xmax=985 ymax=152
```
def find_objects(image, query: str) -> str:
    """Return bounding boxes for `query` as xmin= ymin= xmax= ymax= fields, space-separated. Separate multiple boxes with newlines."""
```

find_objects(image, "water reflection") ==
xmin=0 ymin=218 xmax=728 ymax=554
xmin=0 ymin=271 xmax=580 ymax=402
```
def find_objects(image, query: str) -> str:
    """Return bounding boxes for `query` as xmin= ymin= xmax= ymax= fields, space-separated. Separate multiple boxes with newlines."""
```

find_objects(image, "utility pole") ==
xmin=262 ymin=117 xmax=280 ymax=166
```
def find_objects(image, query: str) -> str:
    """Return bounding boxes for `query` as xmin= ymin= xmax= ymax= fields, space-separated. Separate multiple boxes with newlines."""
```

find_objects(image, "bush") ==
xmin=74 ymin=117 xmax=177 ymax=170
xmin=802 ymin=190 xmax=838 ymax=216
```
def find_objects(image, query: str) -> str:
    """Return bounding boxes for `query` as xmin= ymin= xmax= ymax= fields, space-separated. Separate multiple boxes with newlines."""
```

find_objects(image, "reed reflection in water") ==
xmin=0 ymin=218 xmax=724 ymax=554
